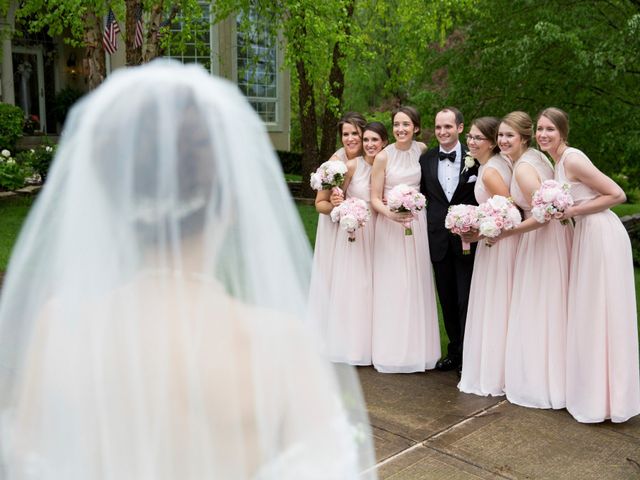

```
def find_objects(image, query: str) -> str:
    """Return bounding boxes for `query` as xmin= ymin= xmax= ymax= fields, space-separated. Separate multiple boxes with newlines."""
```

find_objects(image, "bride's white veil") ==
xmin=0 ymin=60 xmax=376 ymax=479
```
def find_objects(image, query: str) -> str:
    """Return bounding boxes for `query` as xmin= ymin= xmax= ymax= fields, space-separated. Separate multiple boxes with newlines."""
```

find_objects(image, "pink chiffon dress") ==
xmin=459 ymin=154 xmax=518 ymax=396
xmin=371 ymin=142 xmax=440 ymax=373
xmin=504 ymin=148 xmax=573 ymax=409
xmin=308 ymin=148 xmax=347 ymax=333
xmin=327 ymin=157 xmax=376 ymax=365
xmin=557 ymin=147 xmax=640 ymax=423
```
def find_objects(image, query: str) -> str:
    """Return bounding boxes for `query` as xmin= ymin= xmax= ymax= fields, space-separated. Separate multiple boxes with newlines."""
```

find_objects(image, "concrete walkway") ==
xmin=358 ymin=367 xmax=640 ymax=479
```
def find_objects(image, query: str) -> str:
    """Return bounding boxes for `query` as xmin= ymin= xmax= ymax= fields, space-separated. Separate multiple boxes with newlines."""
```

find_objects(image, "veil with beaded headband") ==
xmin=0 ymin=60 xmax=376 ymax=479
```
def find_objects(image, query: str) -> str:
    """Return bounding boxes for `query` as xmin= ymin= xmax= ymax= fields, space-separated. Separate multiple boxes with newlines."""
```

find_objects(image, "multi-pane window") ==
xmin=236 ymin=11 xmax=278 ymax=124
xmin=166 ymin=4 xmax=212 ymax=72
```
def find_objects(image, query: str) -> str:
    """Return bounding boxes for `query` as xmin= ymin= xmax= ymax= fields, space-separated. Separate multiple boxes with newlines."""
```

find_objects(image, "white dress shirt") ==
xmin=437 ymin=142 xmax=462 ymax=202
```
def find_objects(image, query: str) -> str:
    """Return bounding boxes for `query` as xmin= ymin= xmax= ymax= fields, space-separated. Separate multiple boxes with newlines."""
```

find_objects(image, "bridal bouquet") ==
xmin=445 ymin=204 xmax=480 ymax=254
xmin=310 ymin=160 xmax=348 ymax=195
xmin=476 ymin=195 xmax=522 ymax=245
xmin=531 ymin=180 xmax=574 ymax=225
xmin=387 ymin=184 xmax=426 ymax=235
xmin=330 ymin=197 xmax=371 ymax=243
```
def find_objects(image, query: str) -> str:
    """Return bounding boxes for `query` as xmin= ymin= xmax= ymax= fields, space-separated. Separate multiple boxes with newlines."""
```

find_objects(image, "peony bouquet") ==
xmin=387 ymin=184 xmax=427 ymax=235
xmin=531 ymin=180 xmax=574 ymax=225
xmin=310 ymin=160 xmax=348 ymax=195
xmin=444 ymin=204 xmax=480 ymax=254
xmin=476 ymin=195 xmax=522 ymax=246
xmin=330 ymin=197 xmax=371 ymax=243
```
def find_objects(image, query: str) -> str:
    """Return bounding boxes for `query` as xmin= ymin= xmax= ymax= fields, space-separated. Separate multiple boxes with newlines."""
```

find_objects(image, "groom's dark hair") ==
xmin=439 ymin=107 xmax=464 ymax=126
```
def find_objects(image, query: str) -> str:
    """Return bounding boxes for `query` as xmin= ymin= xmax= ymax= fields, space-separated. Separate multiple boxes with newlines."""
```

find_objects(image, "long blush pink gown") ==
xmin=504 ymin=148 xmax=573 ymax=409
xmin=371 ymin=142 xmax=440 ymax=373
xmin=327 ymin=157 xmax=376 ymax=365
xmin=557 ymin=147 xmax=640 ymax=423
xmin=459 ymin=154 xmax=518 ymax=396
xmin=308 ymin=148 xmax=347 ymax=334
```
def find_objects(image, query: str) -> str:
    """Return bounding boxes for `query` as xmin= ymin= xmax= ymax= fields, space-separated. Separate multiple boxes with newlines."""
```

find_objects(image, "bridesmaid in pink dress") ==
xmin=323 ymin=122 xmax=388 ymax=365
xmin=491 ymin=111 xmax=573 ymax=409
xmin=537 ymin=107 xmax=639 ymax=423
xmin=370 ymin=107 xmax=440 ymax=373
xmin=309 ymin=113 xmax=367 ymax=331
xmin=458 ymin=117 xmax=518 ymax=396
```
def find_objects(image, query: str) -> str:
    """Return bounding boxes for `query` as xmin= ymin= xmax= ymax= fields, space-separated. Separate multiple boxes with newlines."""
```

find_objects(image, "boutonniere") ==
xmin=462 ymin=154 xmax=477 ymax=174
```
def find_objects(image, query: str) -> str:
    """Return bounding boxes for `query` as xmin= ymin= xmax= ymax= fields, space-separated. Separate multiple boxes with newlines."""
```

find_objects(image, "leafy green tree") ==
xmin=15 ymin=1 xmax=203 ymax=89
xmin=428 ymin=0 xmax=640 ymax=184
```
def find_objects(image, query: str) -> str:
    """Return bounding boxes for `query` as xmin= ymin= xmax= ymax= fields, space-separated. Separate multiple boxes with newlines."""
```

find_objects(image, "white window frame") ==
xmin=231 ymin=15 xmax=284 ymax=132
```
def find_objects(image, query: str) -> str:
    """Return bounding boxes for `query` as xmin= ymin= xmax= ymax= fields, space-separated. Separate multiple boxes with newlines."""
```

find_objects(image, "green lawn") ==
xmin=612 ymin=203 xmax=640 ymax=217
xmin=1 ymin=195 xmax=639 ymax=355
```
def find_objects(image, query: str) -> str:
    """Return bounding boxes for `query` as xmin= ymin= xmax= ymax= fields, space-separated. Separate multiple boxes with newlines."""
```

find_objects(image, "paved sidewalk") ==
xmin=358 ymin=367 xmax=640 ymax=479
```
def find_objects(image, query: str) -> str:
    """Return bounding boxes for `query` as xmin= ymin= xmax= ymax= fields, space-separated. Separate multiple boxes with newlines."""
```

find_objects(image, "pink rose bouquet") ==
xmin=386 ymin=184 xmax=427 ymax=235
xmin=531 ymin=180 xmax=574 ymax=225
xmin=330 ymin=197 xmax=371 ymax=243
xmin=476 ymin=195 xmax=522 ymax=246
xmin=444 ymin=204 xmax=480 ymax=254
xmin=310 ymin=160 xmax=348 ymax=195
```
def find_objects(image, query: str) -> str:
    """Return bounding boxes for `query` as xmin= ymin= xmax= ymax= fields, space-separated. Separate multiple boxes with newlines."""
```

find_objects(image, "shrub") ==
xmin=611 ymin=171 xmax=640 ymax=204
xmin=277 ymin=150 xmax=302 ymax=175
xmin=0 ymin=149 xmax=32 ymax=191
xmin=18 ymin=143 xmax=56 ymax=183
xmin=0 ymin=104 xmax=25 ymax=151
xmin=52 ymin=87 xmax=84 ymax=126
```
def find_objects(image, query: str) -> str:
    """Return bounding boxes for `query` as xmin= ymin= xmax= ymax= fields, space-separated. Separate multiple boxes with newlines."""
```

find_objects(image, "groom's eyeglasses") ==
xmin=466 ymin=134 xmax=488 ymax=142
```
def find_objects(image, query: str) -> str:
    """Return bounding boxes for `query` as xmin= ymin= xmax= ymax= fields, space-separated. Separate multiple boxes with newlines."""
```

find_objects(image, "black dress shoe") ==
xmin=435 ymin=356 xmax=460 ymax=372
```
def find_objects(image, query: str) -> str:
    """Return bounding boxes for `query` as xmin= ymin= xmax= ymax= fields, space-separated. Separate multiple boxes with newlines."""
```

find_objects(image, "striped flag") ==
xmin=134 ymin=4 xmax=144 ymax=49
xmin=102 ymin=9 xmax=121 ymax=55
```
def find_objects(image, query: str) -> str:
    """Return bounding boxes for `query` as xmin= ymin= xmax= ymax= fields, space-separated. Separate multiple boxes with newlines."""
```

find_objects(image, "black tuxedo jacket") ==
xmin=419 ymin=145 xmax=479 ymax=263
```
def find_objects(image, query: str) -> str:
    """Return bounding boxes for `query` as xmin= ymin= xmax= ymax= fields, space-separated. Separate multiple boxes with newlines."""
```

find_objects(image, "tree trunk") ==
xmin=318 ymin=0 xmax=355 ymax=163
xmin=142 ymin=3 xmax=163 ymax=62
xmin=125 ymin=0 xmax=143 ymax=66
xmin=83 ymin=11 xmax=106 ymax=90
xmin=297 ymin=58 xmax=319 ymax=199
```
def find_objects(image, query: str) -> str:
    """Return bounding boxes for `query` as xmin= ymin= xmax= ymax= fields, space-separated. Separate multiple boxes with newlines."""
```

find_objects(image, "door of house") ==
xmin=12 ymin=46 xmax=47 ymax=133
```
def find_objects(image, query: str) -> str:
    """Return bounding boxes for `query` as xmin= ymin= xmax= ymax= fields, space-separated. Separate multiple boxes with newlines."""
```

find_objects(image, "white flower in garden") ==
xmin=45 ymin=146 xmax=53 ymax=153
xmin=1 ymin=149 xmax=10 ymax=158
xmin=30 ymin=149 xmax=35 ymax=153
xmin=6 ymin=159 xmax=16 ymax=165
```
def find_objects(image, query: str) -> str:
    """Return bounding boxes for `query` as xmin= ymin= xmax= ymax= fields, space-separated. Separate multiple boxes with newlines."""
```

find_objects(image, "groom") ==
xmin=419 ymin=107 xmax=478 ymax=374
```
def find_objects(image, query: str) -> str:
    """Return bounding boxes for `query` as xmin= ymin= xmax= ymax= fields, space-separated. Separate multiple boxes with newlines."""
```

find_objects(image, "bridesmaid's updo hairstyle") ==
xmin=391 ymin=106 xmax=421 ymax=136
xmin=502 ymin=111 xmax=533 ymax=147
xmin=538 ymin=107 xmax=570 ymax=143
xmin=363 ymin=121 xmax=389 ymax=145
xmin=338 ymin=112 xmax=367 ymax=136
xmin=470 ymin=116 xmax=501 ymax=155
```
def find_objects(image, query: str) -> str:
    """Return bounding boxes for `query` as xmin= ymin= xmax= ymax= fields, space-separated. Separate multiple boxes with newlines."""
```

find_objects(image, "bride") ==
xmin=0 ymin=60 xmax=376 ymax=479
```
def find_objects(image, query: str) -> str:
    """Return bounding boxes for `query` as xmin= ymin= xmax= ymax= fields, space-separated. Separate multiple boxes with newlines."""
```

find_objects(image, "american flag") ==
xmin=102 ymin=9 xmax=121 ymax=55
xmin=133 ymin=4 xmax=144 ymax=49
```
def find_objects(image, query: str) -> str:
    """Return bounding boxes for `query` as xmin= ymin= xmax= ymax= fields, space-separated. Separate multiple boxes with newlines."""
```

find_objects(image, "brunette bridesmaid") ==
xmin=370 ymin=107 xmax=440 ymax=373
xmin=458 ymin=117 xmax=518 ymax=396
xmin=492 ymin=111 xmax=572 ymax=409
xmin=538 ymin=107 xmax=639 ymax=423
xmin=322 ymin=122 xmax=388 ymax=365
xmin=309 ymin=113 xmax=366 ymax=331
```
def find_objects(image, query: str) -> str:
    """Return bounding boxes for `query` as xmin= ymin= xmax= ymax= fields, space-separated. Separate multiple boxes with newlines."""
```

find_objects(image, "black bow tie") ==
xmin=439 ymin=151 xmax=456 ymax=162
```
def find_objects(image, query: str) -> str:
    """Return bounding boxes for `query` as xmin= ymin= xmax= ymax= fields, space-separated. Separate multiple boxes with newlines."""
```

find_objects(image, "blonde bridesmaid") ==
xmin=491 ymin=111 xmax=572 ymax=409
xmin=458 ymin=117 xmax=518 ymax=396
xmin=538 ymin=107 xmax=639 ymax=423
